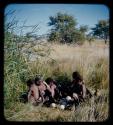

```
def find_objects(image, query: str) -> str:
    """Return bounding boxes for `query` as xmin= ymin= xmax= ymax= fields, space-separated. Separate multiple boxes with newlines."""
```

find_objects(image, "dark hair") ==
xmin=45 ymin=77 xmax=55 ymax=85
xmin=72 ymin=71 xmax=83 ymax=82
xmin=35 ymin=75 xmax=43 ymax=85
xmin=26 ymin=79 xmax=35 ymax=87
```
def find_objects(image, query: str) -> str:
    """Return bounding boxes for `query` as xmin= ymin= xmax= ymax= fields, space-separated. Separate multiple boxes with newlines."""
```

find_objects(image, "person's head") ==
xmin=26 ymin=79 xmax=35 ymax=87
xmin=45 ymin=77 xmax=56 ymax=86
xmin=72 ymin=71 xmax=83 ymax=83
xmin=35 ymin=75 xmax=43 ymax=86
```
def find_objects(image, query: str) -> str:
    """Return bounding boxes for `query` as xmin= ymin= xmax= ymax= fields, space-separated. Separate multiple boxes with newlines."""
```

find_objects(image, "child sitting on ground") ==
xmin=45 ymin=77 xmax=61 ymax=104
xmin=34 ymin=75 xmax=50 ymax=104
xmin=70 ymin=71 xmax=92 ymax=105
xmin=27 ymin=79 xmax=41 ymax=105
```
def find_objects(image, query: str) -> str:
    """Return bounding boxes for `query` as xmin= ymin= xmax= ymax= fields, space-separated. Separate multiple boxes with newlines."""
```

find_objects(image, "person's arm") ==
xmin=43 ymin=81 xmax=52 ymax=92
xmin=51 ymin=84 xmax=56 ymax=97
xmin=81 ymin=84 xmax=86 ymax=98
xmin=43 ymin=81 xmax=50 ymax=88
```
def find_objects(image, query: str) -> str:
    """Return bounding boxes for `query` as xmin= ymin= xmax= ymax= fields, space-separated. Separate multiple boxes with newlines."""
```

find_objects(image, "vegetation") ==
xmin=4 ymin=11 xmax=109 ymax=121
xmin=48 ymin=12 xmax=109 ymax=45
xmin=48 ymin=12 xmax=88 ymax=44
xmin=91 ymin=20 xmax=109 ymax=44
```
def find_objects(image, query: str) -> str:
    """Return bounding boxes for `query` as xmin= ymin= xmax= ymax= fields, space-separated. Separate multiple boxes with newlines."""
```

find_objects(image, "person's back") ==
xmin=27 ymin=79 xmax=40 ymax=105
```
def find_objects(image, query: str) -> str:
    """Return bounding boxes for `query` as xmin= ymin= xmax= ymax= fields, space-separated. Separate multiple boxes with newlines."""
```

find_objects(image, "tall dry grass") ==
xmin=27 ymin=41 xmax=109 ymax=89
xmin=4 ymin=39 xmax=109 ymax=121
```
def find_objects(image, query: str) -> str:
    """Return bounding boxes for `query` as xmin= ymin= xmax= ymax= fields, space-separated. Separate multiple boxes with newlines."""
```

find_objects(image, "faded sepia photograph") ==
xmin=4 ymin=4 xmax=109 ymax=122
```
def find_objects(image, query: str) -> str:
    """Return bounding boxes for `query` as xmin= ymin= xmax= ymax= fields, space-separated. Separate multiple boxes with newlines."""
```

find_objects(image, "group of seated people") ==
xmin=20 ymin=71 xmax=92 ymax=110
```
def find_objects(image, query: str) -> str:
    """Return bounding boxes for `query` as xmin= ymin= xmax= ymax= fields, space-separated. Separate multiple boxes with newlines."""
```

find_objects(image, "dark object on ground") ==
xmin=58 ymin=83 xmax=71 ymax=98
xmin=19 ymin=92 xmax=28 ymax=103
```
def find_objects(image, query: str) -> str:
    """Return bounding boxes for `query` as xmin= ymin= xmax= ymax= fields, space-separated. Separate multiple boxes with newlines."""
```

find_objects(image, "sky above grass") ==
xmin=5 ymin=4 xmax=109 ymax=35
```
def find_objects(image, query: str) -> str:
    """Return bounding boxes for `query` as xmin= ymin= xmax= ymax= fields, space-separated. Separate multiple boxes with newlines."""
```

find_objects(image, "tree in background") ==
xmin=79 ymin=25 xmax=88 ymax=33
xmin=79 ymin=25 xmax=89 ymax=44
xmin=91 ymin=20 xmax=109 ymax=44
xmin=86 ymin=32 xmax=95 ymax=45
xmin=48 ymin=12 xmax=88 ymax=44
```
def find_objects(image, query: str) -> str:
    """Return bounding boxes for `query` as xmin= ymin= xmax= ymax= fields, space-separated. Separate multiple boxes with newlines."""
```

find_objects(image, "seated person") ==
xmin=35 ymin=75 xmax=49 ymax=104
xmin=45 ymin=77 xmax=61 ymax=104
xmin=27 ymin=79 xmax=41 ymax=105
xmin=70 ymin=71 xmax=92 ymax=103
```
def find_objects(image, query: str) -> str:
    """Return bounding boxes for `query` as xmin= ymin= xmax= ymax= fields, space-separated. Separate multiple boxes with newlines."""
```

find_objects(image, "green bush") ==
xmin=4 ymin=31 xmax=29 ymax=109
